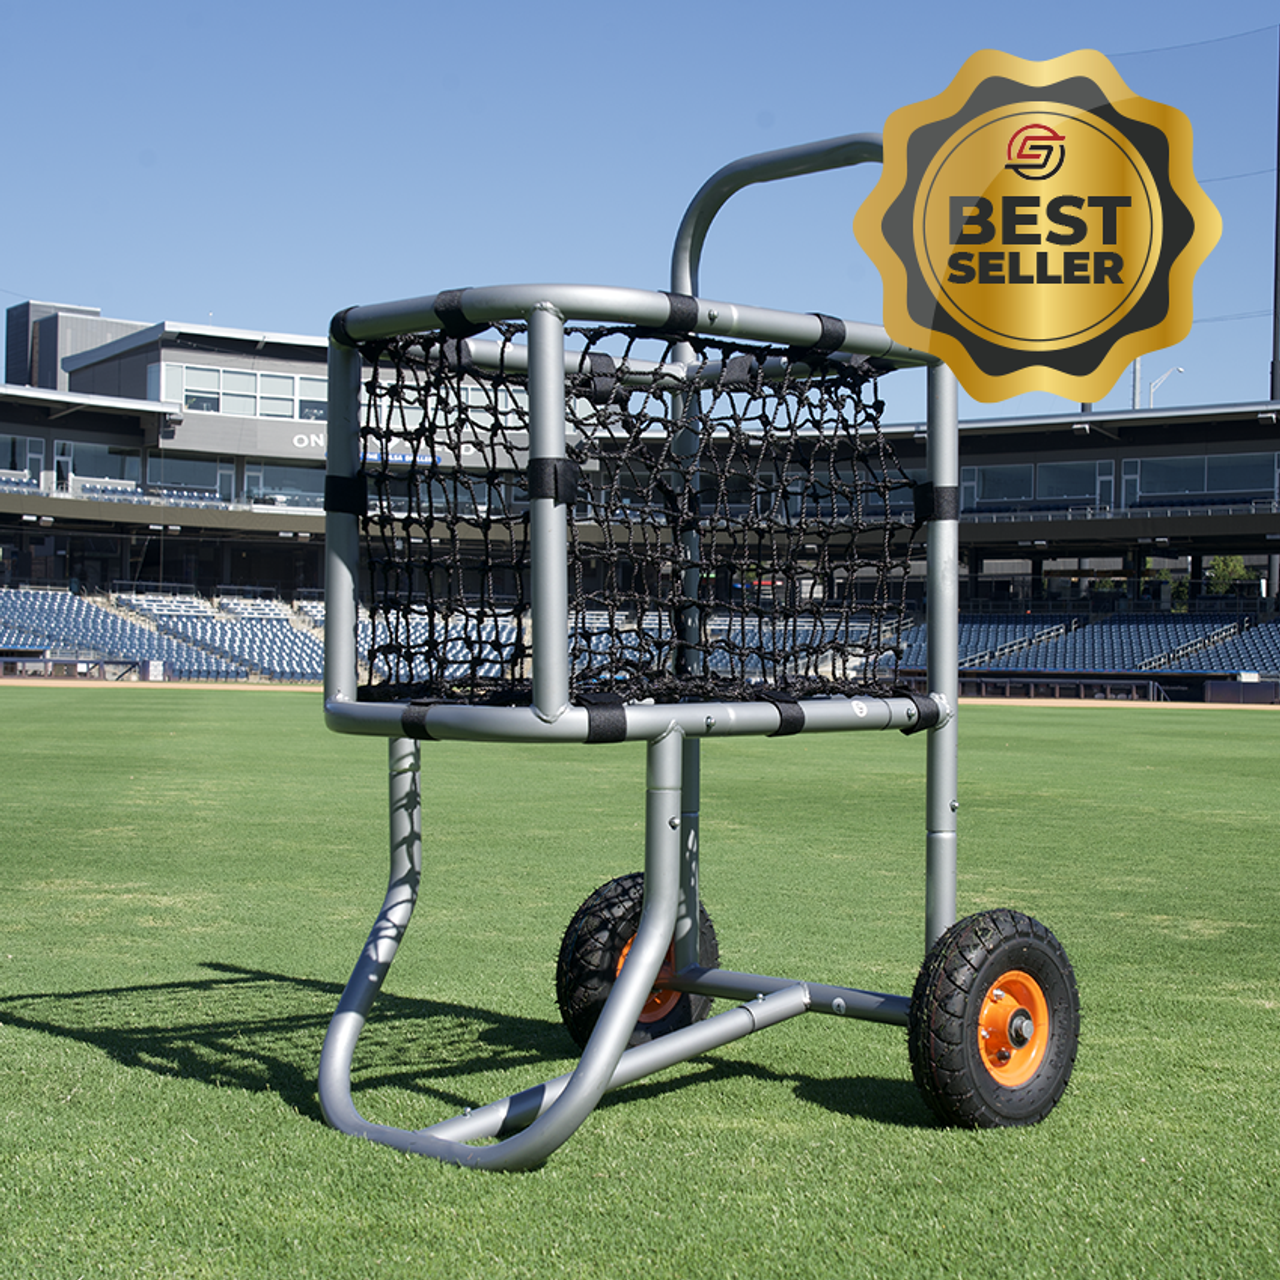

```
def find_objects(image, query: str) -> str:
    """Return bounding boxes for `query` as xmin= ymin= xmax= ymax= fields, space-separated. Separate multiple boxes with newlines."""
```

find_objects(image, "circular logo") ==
xmin=853 ymin=50 xmax=1221 ymax=403
xmin=1005 ymin=123 xmax=1065 ymax=179
xmin=915 ymin=105 xmax=1162 ymax=350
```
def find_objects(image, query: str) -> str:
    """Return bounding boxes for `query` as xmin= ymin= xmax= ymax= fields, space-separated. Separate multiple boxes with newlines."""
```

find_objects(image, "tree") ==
xmin=1206 ymin=554 xmax=1249 ymax=595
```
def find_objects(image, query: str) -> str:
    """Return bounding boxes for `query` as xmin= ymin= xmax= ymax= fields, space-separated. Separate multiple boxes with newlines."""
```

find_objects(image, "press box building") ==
xmin=2 ymin=301 xmax=328 ymax=593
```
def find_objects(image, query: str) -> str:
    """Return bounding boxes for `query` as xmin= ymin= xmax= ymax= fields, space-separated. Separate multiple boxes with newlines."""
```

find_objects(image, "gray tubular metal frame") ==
xmin=320 ymin=133 xmax=960 ymax=1169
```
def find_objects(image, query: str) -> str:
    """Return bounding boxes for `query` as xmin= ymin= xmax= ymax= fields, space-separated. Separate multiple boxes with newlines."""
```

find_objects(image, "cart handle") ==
xmin=670 ymin=132 xmax=883 ymax=296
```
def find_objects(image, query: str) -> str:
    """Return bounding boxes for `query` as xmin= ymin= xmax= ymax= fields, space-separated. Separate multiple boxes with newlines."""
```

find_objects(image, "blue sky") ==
xmin=2 ymin=0 xmax=1277 ymax=425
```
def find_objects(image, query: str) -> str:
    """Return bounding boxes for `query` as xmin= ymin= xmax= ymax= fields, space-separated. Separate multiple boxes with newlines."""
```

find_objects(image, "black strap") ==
xmin=578 ymin=692 xmax=628 ymax=744
xmin=912 ymin=483 xmax=960 ymax=526
xmin=578 ymin=351 xmax=618 ymax=404
xmin=433 ymin=289 xmax=488 ymax=339
xmin=898 ymin=691 xmax=941 ymax=736
xmin=762 ymin=692 xmax=806 ymax=737
xmin=661 ymin=291 xmax=700 ymax=334
xmin=324 ymin=473 xmax=367 ymax=516
xmin=719 ymin=354 xmax=756 ymax=389
xmin=401 ymin=700 xmax=440 ymax=740
xmin=329 ymin=307 xmax=356 ymax=348
xmin=527 ymin=457 xmax=581 ymax=506
xmin=787 ymin=313 xmax=847 ymax=364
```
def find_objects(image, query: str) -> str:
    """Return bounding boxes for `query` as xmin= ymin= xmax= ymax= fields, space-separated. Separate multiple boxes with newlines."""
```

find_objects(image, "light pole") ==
xmin=1149 ymin=365 xmax=1184 ymax=406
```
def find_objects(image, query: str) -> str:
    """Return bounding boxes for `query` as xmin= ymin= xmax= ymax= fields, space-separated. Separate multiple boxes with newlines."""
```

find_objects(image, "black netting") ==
xmin=355 ymin=323 xmax=921 ymax=704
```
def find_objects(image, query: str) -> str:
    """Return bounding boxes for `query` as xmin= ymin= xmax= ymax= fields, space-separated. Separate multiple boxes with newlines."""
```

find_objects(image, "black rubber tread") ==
xmin=556 ymin=872 xmax=719 ymax=1050
xmin=908 ymin=908 xmax=1079 ymax=1128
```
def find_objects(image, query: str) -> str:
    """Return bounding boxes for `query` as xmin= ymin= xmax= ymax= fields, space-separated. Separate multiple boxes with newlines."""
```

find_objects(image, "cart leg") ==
xmin=318 ymin=729 xmax=688 ymax=1169
xmin=318 ymin=736 xmax=422 ymax=1135
xmin=674 ymin=736 xmax=702 ymax=973
xmin=925 ymin=364 xmax=959 ymax=949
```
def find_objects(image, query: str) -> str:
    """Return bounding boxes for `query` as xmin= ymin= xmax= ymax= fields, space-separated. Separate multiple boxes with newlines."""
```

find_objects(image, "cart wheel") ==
xmin=908 ymin=908 xmax=1079 ymax=1128
xmin=556 ymin=872 xmax=718 ymax=1050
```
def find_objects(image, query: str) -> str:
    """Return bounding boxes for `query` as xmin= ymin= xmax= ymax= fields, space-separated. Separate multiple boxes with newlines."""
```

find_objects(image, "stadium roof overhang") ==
xmin=885 ymin=398 xmax=1280 ymax=443
xmin=0 ymin=383 xmax=182 ymax=428
xmin=961 ymin=508 xmax=1280 ymax=561
xmin=0 ymin=491 xmax=324 ymax=539
xmin=60 ymin=321 xmax=328 ymax=372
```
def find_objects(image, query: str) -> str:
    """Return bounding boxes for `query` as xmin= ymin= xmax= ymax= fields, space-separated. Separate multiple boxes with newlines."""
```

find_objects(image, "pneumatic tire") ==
xmin=908 ymin=908 xmax=1079 ymax=1128
xmin=556 ymin=872 xmax=718 ymax=1050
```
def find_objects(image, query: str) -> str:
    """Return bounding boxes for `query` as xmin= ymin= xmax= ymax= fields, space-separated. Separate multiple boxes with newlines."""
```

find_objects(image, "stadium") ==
xmin=2 ymin=296 xmax=1278 ymax=700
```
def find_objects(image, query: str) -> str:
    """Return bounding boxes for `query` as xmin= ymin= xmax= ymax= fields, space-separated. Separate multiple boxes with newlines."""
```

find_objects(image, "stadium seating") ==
xmin=120 ymin=593 xmax=325 ymax=682
xmin=982 ymin=615 xmax=1241 ymax=672
xmin=1192 ymin=619 xmax=1280 ymax=673
xmin=5 ymin=587 xmax=1279 ymax=683
xmin=0 ymin=587 xmax=247 ymax=679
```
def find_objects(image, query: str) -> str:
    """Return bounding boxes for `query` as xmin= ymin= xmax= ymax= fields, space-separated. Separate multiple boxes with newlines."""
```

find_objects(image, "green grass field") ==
xmin=1 ymin=686 xmax=1277 ymax=1278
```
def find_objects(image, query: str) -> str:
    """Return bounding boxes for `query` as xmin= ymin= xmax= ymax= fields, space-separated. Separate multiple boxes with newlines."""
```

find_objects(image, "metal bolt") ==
xmin=1009 ymin=1012 xmax=1035 ymax=1047
xmin=950 ymin=799 xmax=959 ymax=813
xmin=980 ymin=1027 xmax=991 ymax=1040
xmin=668 ymin=816 xmax=680 ymax=830
xmin=996 ymin=1048 xmax=1011 ymax=1063
xmin=708 ymin=309 xmax=719 ymax=324
xmin=705 ymin=715 xmax=716 ymax=731
xmin=832 ymin=998 xmax=847 ymax=1015
xmin=991 ymin=988 xmax=1006 ymax=1002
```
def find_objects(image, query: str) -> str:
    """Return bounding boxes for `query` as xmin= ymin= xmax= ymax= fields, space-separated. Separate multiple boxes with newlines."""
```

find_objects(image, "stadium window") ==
xmin=976 ymin=464 xmax=1034 ymax=502
xmin=1139 ymin=456 xmax=1205 ymax=495
xmin=1205 ymin=452 xmax=1274 ymax=494
xmin=1121 ymin=459 xmax=1139 ymax=508
xmin=160 ymin=363 xmax=327 ymax=422
xmin=147 ymin=452 xmax=220 ymax=491
xmin=1097 ymin=459 xmax=1114 ymax=508
xmin=259 ymin=373 xmax=295 ymax=418
xmin=0 ymin=434 xmax=22 ymax=472
xmin=258 ymin=462 xmax=324 ymax=506
xmin=160 ymin=363 xmax=184 ymax=403
xmin=67 ymin=442 xmax=141 ymax=483
xmin=183 ymin=367 xmax=220 ymax=413
xmin=298 ymin=376 xmax=327 ymax=421
xmin=221 ymin=369 xmax=257 ymax=417
xmin=1036 ymin=460 xmax=1097 ymax=501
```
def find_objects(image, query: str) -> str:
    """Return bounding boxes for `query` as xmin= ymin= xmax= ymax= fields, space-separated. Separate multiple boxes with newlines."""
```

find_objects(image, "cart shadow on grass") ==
xmin=0 ymin=960 xmax=930 ymax=1130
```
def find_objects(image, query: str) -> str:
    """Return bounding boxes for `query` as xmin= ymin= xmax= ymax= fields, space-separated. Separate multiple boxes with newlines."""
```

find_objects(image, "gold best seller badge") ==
xmin=854 ymin=49 xmax=1221 ymax=402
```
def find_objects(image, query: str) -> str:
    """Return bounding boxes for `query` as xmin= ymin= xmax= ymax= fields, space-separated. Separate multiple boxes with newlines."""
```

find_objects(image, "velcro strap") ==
xmin=527 ymin=458 xmax=581 ymax=506
xmin=898 ymin=691 xmax=941 ymax=736
xmin=661 ymin=291 xmax=700 ymax=334
xmin=576 ymin=351 xmax=618 ymax=404
xmin=432 ymin=289 xmax=488 ymax=339
xmin=761 ymin=692 xmax=806 ymax=737
xmin=578 ymin=692 xmax=628 ymax=743
xmin=401 ymin=700 xmax=441 ymax=740
xmin=913 ymin=483 xmax=959 ymax=526
xmin=719 ymin=354 xmax=756 ymax=389
xmin=324 ymin=473 xmax=368 ymax=516
xmin=787 ymin=313 xmax=846 ymax=364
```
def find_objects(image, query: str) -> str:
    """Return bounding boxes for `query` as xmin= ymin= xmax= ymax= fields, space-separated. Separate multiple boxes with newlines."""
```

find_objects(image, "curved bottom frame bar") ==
xmin=316 ymin=733 xmax=911 ymax=1169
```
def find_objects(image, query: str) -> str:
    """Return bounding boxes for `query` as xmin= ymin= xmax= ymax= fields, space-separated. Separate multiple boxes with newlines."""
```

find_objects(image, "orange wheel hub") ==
xmin=616 ymin=936 xmax=680 ymax=1023
xmin=977 ymin=969 xmax=1050 ymax=1087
